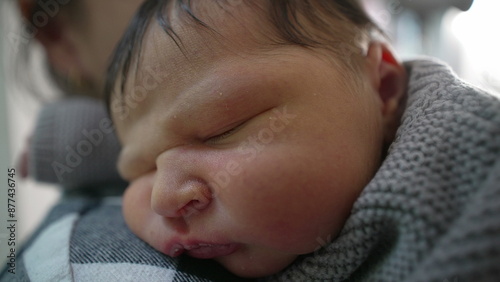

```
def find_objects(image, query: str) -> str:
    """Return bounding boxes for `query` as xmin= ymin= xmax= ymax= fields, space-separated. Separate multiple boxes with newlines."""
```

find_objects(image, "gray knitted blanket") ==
xmin=1 ymin=59 xmax=499 ymax=282
xmin=269 ymin=59 xmax=500 ymax=281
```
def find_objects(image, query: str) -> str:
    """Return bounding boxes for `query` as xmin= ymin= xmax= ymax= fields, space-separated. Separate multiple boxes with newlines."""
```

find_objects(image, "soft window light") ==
xmin=452 ymin=0 xmax=500 ymax=94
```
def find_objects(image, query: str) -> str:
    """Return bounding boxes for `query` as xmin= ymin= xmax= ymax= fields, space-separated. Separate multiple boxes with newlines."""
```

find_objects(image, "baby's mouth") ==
xmin=169 ymin=243 xmax=240 ymax=259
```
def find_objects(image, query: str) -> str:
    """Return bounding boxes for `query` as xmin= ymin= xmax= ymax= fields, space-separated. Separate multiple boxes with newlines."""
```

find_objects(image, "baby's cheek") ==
xmin=122 ymin=173 xmax=155 ymax=240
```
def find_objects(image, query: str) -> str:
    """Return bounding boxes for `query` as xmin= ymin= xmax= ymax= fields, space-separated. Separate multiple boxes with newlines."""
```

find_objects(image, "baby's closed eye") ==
xmin=205 ymin=121 xmax=248 ymax=144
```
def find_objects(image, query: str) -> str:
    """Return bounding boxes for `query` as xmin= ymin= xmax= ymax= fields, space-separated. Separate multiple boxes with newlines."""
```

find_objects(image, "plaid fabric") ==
xmin=1 ymin=197 xmax=251 ymax=282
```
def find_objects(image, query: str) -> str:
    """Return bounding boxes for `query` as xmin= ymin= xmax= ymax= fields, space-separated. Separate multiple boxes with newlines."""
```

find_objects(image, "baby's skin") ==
xmin=110 ymin=2 xmax=406 ymax=278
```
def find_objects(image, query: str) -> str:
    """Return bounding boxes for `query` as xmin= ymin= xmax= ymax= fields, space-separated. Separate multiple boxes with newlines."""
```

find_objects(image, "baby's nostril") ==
xmin=158 ymin=179 xmax=213 ymax=218
xmin=180 ymin=200 xmax=202 ymax=217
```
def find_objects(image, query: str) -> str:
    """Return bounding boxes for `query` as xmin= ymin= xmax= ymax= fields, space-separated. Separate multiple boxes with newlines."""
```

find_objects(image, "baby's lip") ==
xmin=166 ymin=241 xmax=240 ymax=259
xmin=168 ymin=243 xmax=185 ymax=257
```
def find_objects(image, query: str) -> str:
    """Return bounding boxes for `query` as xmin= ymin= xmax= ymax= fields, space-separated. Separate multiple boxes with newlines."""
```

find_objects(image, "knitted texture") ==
xmin=3 ymin=59 xmax=499 ymax=282
xmin=267 ymin=59 xmax=500 ymax=281
xmin=29 ymin=97 xmax=123 ymax=189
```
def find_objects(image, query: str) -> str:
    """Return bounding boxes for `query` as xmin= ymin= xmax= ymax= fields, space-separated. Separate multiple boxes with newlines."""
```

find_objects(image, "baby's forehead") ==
xmin=107 ymin=0 xmax=376 ymax=108
xmin=128 ymin=1 xmax=246 ymax=80
xmin=117 ymin=2 xmax=281 ymax=119
xmin=135 ymin=1 xmax=276 ymax=78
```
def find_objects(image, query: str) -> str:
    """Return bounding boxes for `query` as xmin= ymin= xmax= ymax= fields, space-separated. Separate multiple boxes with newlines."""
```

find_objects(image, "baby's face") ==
xmin=112 ymin=5 xmax=388 ymax=278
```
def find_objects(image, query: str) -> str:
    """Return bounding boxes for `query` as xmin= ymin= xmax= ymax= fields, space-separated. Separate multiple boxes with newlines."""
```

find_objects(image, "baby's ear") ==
xmin=365 ymin=41 xmax=407 ymax=142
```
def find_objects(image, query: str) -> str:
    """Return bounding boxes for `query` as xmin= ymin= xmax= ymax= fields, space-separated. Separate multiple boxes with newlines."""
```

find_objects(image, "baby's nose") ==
xmin=151 ymin=176 xmax=212 ymax=218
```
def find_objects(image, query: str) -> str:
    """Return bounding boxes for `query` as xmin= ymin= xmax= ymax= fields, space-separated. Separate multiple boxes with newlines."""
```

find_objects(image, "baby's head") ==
xmin=106 ymin=0 xmax=407 ymax=277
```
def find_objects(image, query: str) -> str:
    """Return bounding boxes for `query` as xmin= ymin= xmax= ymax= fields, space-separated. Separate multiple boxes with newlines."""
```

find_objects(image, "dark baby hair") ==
xmin=105 ymin=0 xmax=381 ymax=107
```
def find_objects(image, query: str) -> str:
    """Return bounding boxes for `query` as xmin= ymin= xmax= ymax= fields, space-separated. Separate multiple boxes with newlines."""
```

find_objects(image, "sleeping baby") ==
xmin=105 ymin=0 xmax=500 ymax=280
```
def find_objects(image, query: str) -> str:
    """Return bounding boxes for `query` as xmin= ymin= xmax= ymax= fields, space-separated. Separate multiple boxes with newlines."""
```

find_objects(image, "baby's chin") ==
xmin=214 ymin=247 xmax=299 ymax=278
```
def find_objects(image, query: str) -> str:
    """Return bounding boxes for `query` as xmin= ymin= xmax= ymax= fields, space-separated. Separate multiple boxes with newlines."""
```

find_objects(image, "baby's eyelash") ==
xmin=206 ymin=123 xmax=245 ymax=143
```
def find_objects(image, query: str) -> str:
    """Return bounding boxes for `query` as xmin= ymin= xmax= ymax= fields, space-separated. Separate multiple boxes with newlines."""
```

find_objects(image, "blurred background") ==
xmin=0 ymin=0 xmax=499 ymax=261
xmin=363 ymin=0 xmax=500 ymax=95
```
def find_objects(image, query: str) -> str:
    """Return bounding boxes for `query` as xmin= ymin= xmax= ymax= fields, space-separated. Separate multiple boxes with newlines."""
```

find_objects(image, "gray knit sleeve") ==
xmin=28 ymin=97 xmax=125 ymax=189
